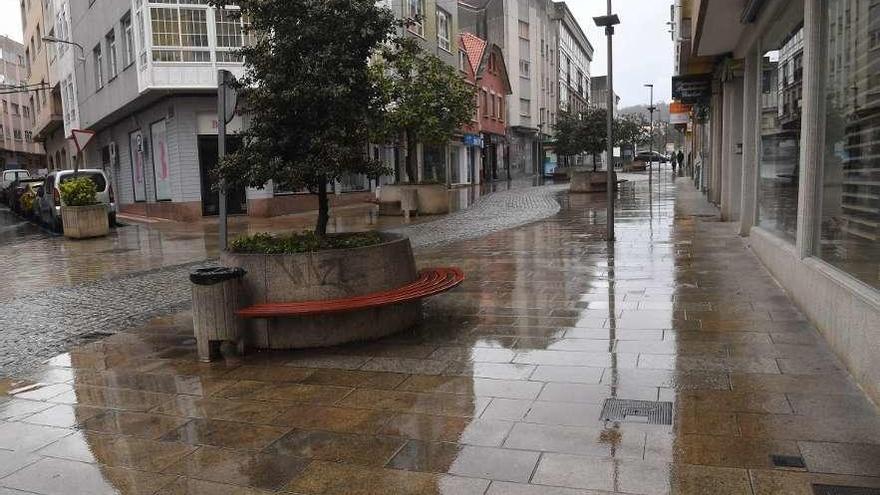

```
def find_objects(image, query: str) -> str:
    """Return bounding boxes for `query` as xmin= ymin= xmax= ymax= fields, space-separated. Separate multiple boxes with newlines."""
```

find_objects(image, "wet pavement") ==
xmin=0 ymin=179 xmax=561 ymax=375
xmin=1 ymin=168 xmax=879 ymax=494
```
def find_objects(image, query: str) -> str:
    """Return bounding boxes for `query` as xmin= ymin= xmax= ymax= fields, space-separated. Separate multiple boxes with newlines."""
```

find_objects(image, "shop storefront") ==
xmin=679 ymin=0 xmax=880 ymax=403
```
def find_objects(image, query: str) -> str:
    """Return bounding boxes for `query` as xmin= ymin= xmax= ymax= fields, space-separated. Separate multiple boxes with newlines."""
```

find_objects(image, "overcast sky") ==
xmin=0 ymin=0 xmax=673 ymax=106
xmin=0 ymin=0 xmax=22 ymax=42
xmin=568 ymin=1 xmax=674 ymax=108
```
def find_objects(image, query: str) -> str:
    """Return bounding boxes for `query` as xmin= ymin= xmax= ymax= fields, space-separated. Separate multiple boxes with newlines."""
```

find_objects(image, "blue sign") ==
xmin=462 ymin=134 xmax=483 ymax=147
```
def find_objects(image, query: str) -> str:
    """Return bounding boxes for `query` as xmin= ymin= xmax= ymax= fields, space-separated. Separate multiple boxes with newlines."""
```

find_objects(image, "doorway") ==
xmin=198 ymin=135 xmax=247 ymax=216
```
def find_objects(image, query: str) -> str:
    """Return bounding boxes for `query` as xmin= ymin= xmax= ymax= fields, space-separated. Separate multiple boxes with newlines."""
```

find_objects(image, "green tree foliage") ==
xmin=210 ymin=0 xmax=395 ymax=236
xmin=372 ymin=37 xmax=476 ymax=183
xmin=554 ymin=109 xmax=655 ymax=171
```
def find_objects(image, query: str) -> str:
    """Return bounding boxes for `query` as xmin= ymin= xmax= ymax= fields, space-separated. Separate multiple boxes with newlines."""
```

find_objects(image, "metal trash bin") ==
xmin=190 ymin=266 xmax=247 ymax=362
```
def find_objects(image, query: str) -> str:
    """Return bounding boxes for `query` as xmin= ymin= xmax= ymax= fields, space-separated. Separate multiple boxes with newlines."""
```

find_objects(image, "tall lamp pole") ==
xmin=594 ymin=4 xmax=620 ymax=242
xmin=645 ymin=83 xmax=655 ymax=187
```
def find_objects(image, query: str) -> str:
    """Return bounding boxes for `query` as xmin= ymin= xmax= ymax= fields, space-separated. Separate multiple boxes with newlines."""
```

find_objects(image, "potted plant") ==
xmin=59 ymin=176 xmax=109 ymax=239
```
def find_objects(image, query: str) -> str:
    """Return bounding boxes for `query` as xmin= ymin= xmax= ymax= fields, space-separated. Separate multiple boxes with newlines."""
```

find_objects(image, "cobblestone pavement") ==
xmin=0 ymin=167 xmax=877 ymax=494
xmin=0 ymin=179 xmax=567 ymax=376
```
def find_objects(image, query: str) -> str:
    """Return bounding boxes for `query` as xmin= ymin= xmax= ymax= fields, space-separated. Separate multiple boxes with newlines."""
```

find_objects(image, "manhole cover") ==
xmin=771 ymin=454 xmax=806 ymax=469
xmin=599 ymin=398 xmax=673 ymax=425
xmin=813 ymin=486 xmax=880 ymax=495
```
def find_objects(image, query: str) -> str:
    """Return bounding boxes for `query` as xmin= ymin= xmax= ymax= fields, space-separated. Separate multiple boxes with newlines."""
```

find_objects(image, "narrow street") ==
xmin=0 ymin=169 xmax=877 ymax=494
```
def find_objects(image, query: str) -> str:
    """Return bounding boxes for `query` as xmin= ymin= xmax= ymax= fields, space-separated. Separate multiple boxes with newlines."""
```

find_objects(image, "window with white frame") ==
xmin=93 ymin=44 xmax=103 ymax=89
xmin=520 ymin=98 xmax=530 ymax=116
xmin=458 ymin=49 xmax=467 ymax=72
xmin=519 ymin=59 xmax=530 ymax=79
xmin=215 ymin=7 xmax=247 ymax=63
xmin=518 ymin=20 xmax=529 ymax=39
xmin=407 ymin=0 xmax=425 ymax=37
xmin=150 ymin=4 xmax=210 ymax=62
xmin=106 ymin=29 xmax=118 ymax=78
xmin=436 ymin=8 xmax=451 ymax=52
xmin=136 ymin=4 xmax=147 ymax=67
xmin=122 ymin=14 xmax=134 ymax=67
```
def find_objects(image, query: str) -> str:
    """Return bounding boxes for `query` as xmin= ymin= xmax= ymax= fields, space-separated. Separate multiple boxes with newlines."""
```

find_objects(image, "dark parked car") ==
xmin=634 ymin=151 xmax=668 ymax=163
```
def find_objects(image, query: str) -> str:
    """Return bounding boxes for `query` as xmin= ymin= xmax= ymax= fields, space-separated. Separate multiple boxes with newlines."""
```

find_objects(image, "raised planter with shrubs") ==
xmin=220 ymin=231 xmax=421 ymax=349
xmin=377 ymin=183 xmax=450 ymax=216
xmin=59 ymin=176 xmax=109 ymax=239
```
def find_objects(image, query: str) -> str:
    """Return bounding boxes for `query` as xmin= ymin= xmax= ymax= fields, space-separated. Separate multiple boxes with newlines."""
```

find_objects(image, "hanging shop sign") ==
xmin=462 ymin=134 xmax=484 ymax=147
xmin=670 ymin=101 xmax=692 ymax=125
xmin=672 ymin=74 xmax=713 ymax=104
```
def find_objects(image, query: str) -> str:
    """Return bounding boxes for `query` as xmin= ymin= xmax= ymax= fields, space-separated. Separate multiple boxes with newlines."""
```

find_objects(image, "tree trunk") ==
xmin=405 ymin=131 xmax=418 ymax=183
xmin=592 ymin=153 xmax=598 ymax=172
xmin=316 ymin=180 xmax=329 ymax=237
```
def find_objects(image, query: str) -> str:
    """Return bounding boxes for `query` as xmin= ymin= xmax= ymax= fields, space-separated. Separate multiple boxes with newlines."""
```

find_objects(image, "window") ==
xmin=11 ymin=103 xmax=18 ymax=115
xmin=818 ymin=2 xmax=880 ymax=289
xmin=490 ymin=92 xmax=496 ymax=118
xmin=520 ymin=98 xmax=530 ymax=117
xmin=0 ymin=124 xmax=4 ymax=137
xmin=151 ymin=5 xmax=210 ymax=62
xmin=24 ymin=130 xmax=32 ymax=141
xmin=518 ymin=20 xmax=529 ymax=40
xmin=481 ymin=89 xmax=488 ymax=119
xmin=215 ymin=7 xmax=248 ymax=63
xmin=458 ymin=50 xmax=467 ymax=72
xmin=13 ymin=129 xmax=22 ymax=140
xmin=498 ymin=95 xmax=504 ymax=122
xmin=62 ymin=75 xmax=76 ymax=123
xmin=407 ymin=0 xmax=425 ymax=37
xmin=436 ymin=8 xmax=451 ymax=52
xmin=106 ymin=29 xmax=118 ymax=79
xmin=519 ymin=59 xmax=530 ymax=79
xmin=1 ymin=100 xmax=6 ymax=113
xmin=122 ymin=14 xmax=134 ymax=66
xmin=22 ymin=106 xmax=29 ymax=118
xmin=93 ymin=44 xmax=104 ymax=89
xmin=757 ymin=23 xmax=804 ymax=243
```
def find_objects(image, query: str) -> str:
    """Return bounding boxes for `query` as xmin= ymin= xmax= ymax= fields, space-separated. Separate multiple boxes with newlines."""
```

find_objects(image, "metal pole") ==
xmin=605 ymin=0 xmax=615 ymax=242
xmin=217 ymin=70 xmax=228 ymax=251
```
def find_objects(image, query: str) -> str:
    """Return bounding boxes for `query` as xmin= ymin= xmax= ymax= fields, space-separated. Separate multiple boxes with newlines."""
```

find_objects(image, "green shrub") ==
xmin=58 ymin=177 xmax=98 ymax=206
xmin=230 ymin=231 xmax=383 ymax=254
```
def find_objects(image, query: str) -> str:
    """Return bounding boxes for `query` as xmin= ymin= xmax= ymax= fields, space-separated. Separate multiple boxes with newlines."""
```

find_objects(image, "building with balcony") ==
xmin=1 ymin=35 xmax=44 ymax=170
xmin=62 ymin=0 xmax=251 ymax=221
xmin=552 ymin=2 xmax=592 ymax=115
xmin=673 ymin=0 xmax=880 ymax=406
xmin=459 ymin=0 xmax=590 ymax=179
xmin=21 ymin=0 xmax=65 ymax=169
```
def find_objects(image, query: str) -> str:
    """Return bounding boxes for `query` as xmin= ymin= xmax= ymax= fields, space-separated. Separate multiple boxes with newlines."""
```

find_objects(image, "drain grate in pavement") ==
xmin=813 ymin=485 xmax=880 ymax=495
xmin=599 ymin=398 xmax=673 ymax=425
xmin=771 ymin=454 xmax=806 ymax=469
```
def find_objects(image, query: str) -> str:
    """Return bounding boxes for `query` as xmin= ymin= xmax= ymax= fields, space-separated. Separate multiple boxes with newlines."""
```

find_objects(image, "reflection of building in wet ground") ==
xmin=1 ymin=174 xmax=879 ymax=494
xmin=673 ymin=0 xmax=880 ymax=406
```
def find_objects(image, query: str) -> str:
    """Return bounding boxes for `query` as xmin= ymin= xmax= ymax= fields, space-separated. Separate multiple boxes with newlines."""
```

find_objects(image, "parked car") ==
xmin=634 ymin=151 xmax=668 ymax=163
xmin=8 ymin=177 xmax=44 ymax=217
xmin=36 ymin=169 xmax=116 ymax=232
xmin=1 ymin=169 xmax=31 ymax=204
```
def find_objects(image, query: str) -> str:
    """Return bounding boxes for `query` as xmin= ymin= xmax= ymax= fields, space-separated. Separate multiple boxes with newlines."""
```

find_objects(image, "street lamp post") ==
xmin=41 ymin=36 xmax=86 ymax=61
xmin=594 ymin=3 xmax=620 ymax=243
xmin=645 ymin=83 xmax=655 ymax=187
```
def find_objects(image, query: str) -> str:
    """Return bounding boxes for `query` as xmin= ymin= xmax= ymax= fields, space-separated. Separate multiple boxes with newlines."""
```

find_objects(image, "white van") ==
xmin=36 ymin=169 xmax=116 ymax=232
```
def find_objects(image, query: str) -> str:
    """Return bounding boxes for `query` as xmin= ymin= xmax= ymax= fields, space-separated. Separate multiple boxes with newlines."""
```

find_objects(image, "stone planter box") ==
xmin=570 ymin=171 xmax=618 ymax=193
xmin=377 ymin=184 xmax=450 ymax=216
xmin=220 ymin=233 xmax=421 ymax=349
xmin=61 ymin=204 xmax=110 ymax=239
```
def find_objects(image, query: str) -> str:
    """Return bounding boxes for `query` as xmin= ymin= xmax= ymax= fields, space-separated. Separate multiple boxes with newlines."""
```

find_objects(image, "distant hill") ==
xmin=619 ymin=102 xmax=670 ymax=122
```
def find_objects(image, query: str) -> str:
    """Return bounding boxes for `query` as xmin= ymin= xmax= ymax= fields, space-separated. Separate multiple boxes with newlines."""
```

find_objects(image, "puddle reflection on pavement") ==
xmin=1 ymin=168 xmax=879 ymax=494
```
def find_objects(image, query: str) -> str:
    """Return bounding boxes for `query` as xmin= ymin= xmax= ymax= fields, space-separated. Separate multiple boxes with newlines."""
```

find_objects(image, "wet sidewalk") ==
xmin=1 ymin=169 xmax=879 ymax=494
